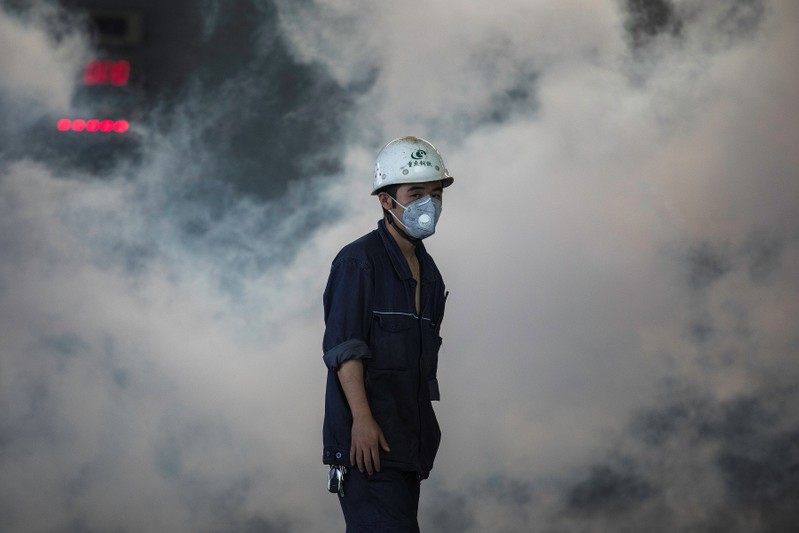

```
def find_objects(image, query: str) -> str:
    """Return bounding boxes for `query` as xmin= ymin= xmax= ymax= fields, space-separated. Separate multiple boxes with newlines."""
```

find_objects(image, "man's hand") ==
xmin=350 ymin=414 xmax=390 ymax=475
xmin=337 ymin=359 xmax=391 ymax=474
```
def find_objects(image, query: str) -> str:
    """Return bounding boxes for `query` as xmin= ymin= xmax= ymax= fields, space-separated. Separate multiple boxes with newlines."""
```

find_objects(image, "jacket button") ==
xmin=335 ymin=452 xmax=342 ymax=459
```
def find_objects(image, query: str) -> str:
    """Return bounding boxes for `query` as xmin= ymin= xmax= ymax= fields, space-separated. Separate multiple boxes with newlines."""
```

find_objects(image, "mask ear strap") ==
xmin=388 ymin=195 xmax=406 ymax=210
xmin=386 ymin=209 xmax=419 ymax=245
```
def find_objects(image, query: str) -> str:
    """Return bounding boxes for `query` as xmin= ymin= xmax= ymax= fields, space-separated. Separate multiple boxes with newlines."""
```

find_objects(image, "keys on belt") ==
xmin=328 ymin=465 xmax=347 ymax=495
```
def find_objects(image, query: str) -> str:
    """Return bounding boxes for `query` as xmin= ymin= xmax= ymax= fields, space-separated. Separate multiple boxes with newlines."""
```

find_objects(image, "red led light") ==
xmin=84 ymin=60 xmax=130 ymax=86
xmin=56 ymin=118 xmax=131 ymax=133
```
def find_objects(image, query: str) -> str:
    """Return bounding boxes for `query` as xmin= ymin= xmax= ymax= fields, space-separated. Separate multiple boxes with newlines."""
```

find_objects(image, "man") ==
xmin=322 ymin=136 xmax=454 ymax=532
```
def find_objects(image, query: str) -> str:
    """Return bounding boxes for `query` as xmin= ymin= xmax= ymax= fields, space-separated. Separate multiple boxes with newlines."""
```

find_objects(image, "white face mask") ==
xmin=389 ymin=195 xmax=443 ymax=239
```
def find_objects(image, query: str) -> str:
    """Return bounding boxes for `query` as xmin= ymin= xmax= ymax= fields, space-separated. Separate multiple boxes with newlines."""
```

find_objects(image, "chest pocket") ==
xmin=371 ymin=313 xmax=416 ymax=371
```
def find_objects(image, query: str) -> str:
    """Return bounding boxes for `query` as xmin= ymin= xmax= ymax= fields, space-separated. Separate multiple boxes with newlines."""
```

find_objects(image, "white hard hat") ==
xmin=372 ymin=136 xmax=454 ymax=195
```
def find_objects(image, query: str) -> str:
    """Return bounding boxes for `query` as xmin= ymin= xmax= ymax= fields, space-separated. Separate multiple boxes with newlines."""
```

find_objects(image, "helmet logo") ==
xmin=411 ymin=149 xmax=427 ymax=160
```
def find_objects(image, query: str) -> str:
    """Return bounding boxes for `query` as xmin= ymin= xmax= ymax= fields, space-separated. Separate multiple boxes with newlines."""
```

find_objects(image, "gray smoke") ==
xmin=2 ymin=0 xmax=798 ymax=532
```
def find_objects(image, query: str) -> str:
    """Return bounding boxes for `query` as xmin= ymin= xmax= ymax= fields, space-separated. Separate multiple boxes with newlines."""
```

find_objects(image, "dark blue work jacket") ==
xmin=322 ymin=219 xmax=447 ymax=477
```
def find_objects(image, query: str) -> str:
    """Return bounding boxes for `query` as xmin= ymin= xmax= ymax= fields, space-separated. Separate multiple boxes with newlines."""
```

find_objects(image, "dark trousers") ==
xmin=338 ymin=468 xmax=421 ymax=532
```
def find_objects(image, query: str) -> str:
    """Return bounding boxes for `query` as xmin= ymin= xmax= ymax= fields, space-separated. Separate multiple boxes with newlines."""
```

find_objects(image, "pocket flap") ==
xmin=375 ymin=313 xmax=414 ymax=332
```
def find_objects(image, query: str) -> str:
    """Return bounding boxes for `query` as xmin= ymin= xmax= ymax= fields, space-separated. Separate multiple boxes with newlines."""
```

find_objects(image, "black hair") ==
xmin=376 ymin=184 xmax=400 ymax=212
xmin=376 ymin=183 xmax=400 ymax=200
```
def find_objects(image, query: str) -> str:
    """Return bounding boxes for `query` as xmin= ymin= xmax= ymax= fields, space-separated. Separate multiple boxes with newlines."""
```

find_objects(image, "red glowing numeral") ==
xmin=84 ymin=60 xmax=130 ymax=86
xmin=56 ymin=119 xmax=130 ymax=133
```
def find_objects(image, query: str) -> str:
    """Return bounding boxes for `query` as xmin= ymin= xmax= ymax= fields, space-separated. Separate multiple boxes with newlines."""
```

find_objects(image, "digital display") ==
xmin=84 ymin=60 xmax=130 ymax=86
xmin=57 ymin=119 xmax=130 ymax=133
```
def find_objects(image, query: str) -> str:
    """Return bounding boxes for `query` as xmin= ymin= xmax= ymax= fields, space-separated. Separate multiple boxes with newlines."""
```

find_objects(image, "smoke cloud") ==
xmin=1 ymin=0 xmax=798 ymax=531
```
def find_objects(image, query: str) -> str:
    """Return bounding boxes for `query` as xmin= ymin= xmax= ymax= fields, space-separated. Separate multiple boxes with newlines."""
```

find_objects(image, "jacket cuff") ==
xmin=323 ymin=339 xmax=372 ymax=369
xmin=323 ymin=447 xmax=351 ymax=466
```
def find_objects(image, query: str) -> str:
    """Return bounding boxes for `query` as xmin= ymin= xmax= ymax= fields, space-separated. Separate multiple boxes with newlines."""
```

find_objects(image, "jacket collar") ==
xmin=377 ymin=219 xmax=434 ymax=282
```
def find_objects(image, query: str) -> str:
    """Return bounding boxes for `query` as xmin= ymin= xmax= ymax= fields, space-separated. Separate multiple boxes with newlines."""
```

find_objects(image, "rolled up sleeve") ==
xmin=323 ymin=338 xmax=371 ymax=369
xmin=322 ymin=257 xmax=373 ymax=370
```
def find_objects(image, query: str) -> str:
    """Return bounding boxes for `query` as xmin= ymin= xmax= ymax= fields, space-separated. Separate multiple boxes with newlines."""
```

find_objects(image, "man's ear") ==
xmin=377 ymin=192 xmax=394 ymax=211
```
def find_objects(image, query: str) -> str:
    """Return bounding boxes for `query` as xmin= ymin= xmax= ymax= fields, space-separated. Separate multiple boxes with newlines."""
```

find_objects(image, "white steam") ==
xmin=0 ymin=3 xmax=86 ymax=112
xmin=2 ymin=1 xmax=798 ymax=532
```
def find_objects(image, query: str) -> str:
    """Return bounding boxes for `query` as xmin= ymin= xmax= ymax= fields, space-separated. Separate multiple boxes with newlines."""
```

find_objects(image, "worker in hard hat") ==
xmin=322 ymin=136 xmax=454 ymax=531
